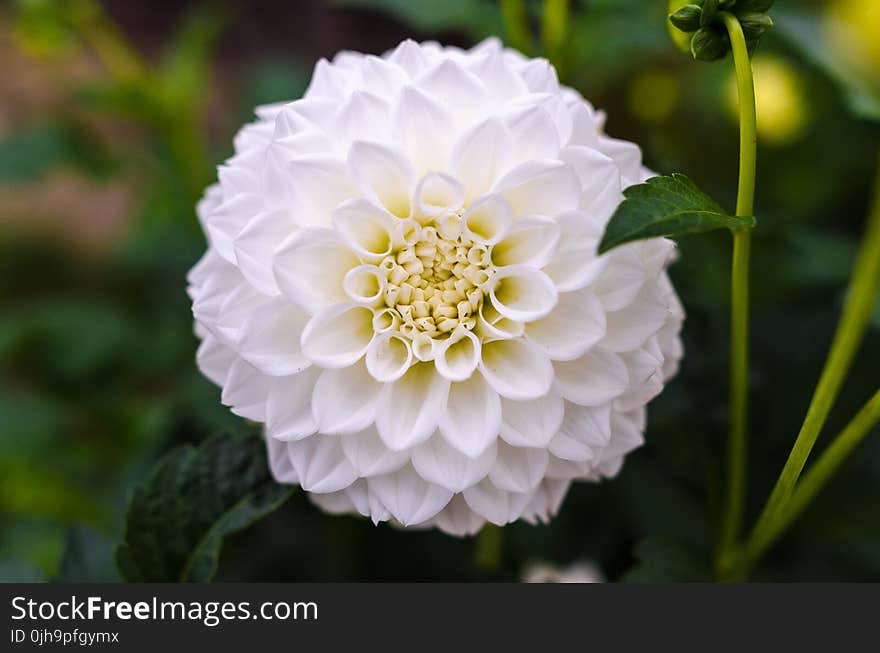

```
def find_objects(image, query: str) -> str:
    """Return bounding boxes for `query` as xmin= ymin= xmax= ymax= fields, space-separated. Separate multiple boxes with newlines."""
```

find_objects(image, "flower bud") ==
xmin=669 ymin=4 xmax=703 ymax=32
xmin=739 ymin=12 xmax=773 ymax=42
xmin=691 ymin=25 xmax=730 ymax=61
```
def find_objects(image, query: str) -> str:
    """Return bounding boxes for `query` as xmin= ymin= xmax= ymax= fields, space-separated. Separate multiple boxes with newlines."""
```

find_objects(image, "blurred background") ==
xmin=0 ymin=0 xmax=878 ymax=582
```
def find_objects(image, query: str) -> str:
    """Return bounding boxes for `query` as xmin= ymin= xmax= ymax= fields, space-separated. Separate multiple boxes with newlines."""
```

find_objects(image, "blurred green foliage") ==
xmin=0 ymin=0 xmax=878 ymax=582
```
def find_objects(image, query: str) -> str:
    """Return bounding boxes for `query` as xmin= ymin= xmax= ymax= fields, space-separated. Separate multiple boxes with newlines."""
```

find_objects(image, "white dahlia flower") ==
xmin=188 ymin=38 xmax=684 ymax=536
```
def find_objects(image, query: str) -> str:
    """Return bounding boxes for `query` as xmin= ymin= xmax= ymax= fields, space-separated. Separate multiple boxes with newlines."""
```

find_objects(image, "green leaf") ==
xmin=116 ymin=432 xmax=294 ymax=582
xmin=598 ymin=174 xmax=755 ymax=253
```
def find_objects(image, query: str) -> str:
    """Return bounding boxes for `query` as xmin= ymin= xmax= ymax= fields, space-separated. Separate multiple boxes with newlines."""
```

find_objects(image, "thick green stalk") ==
xmin=738 ymin=388 xmax=880 ymax=574
xmin=719 ymin=12 xmax=757 ymax=562
xmin=749 ymin=155 xmax=880 ymax=546
xmin=541 ymin=0 xmax=569 ymax=74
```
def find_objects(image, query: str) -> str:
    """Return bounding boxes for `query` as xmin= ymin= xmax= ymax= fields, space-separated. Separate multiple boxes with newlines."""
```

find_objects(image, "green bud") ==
xmin=739 ymin=11 xmax=773 ymax=42
xmin=691 ymin=25 xmax=729 ymax=61
xmin=734 ymin=0 xmax=774 ymax=13
xmin=700 ymin=0 xmax=719 ymax=27
xmin=669 ymin=4 xmax=702 ymax=33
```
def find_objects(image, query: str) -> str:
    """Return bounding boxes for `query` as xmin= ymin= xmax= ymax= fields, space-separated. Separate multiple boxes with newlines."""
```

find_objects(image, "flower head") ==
xmin=188 ymin=38 xmax=684 ymax=536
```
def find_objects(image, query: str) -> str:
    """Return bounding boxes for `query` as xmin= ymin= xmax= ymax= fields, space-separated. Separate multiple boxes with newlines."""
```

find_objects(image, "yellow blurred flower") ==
xmin=628 ymin=68 xmax=681 ymax=124
xmin=725 ymin=56 xmax=809 ymax=145
xmin=824 ymin=0 xmax=880 ymax=86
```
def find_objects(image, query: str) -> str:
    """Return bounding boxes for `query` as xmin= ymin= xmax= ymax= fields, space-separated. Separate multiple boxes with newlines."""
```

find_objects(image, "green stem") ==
xmin=473 ymin=524 xmax=503 ymax=572
xmin=718 ymin=12 xmax=757 ymax=565
xmin=748 ymin=155 xmax=880 ymax=550
xmin=738 ymin=388 xmax=880 ymax=575
xmin=501 ymin=0 xmax=533 ymax=55
xmin=541 ymin=0 xmax=569 ymax=74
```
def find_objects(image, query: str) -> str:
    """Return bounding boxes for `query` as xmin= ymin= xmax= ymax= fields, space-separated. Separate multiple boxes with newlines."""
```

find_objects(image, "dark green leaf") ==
xmin=598 ymin=174 xmax=755 ymax=253
xmin=116 ymin=432 xmax=294 ymax=582
xmin=57 ymin=527 xmax=120 ymax=583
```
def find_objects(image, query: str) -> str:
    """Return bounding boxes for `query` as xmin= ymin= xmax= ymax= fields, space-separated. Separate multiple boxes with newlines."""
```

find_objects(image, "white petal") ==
xmin=614 ymin=344 xmax=666 ymax=412
xmin=414 ymin=59 xmax=491 ymax=128
xmin=221 ymin=358 xmax=269 ymax=421
xmin=365 ymin=332 xmax=413 ymax=382
xmin=412 ymin=435 xmax=497 ymax=492
xmin=238 ymin=298 xmax=311 ymax=376
xmin=359 ymin=55 xmax=409 ymax=96
xmin=343 ymin=265 xmax=385 ymax=306
xmin=333 ymin=90 xmax=390 ymax=145
xmin=468 ymin=50 xmax=528 ymax=104
xmin=479 ymin=338 xmax=553 ymax=400
xmin=450 ymin=118 xmax=512 ymax=200
xmin=287 ymin=436 xmax=358 ymax=494
xmin=505 ymin=104 xmax=561 ymax=164
xmin=387 ymin=39 xmax=430 ymax=78
xmin=492 ymin=160 xmax=581 ymax=218
xmin=300 ymin=303 xmax=375 ymax=368
xmin=526 ymin=287 xmax=606 ymax=361
xmin=592 ymin=246 xmax=647 ymax=311
xmin=348 ymin=141 xmax=415 ymax=218
xmin=433 ymin=495 xmax=486 ymax=536
xmin=476 ymin=301 xmax=525 ymax=341
xmin=412 ymin=172 xmax=464 ymax=223
xmin=274 ymin=227 xmax=360 ymax=314
xmin=542 ymin=211 xmax=607 ymax=292
xmin=312 ymin=362 xmax=382 ymax=435
xmin=558 ymin=145 xmax=622 ymax=208
xmin=341 ymin=427 xmax=409 ymax=477
xmin=439 ymin=373 xmax=502 ymax=458
xmin=521 ymin=479 xmax=570 ymax=525
xmin=266 ymin=437 xmax=299 ymax=484
xmin=462 ymin=479 xmax=532 ymax=525
xmin=488 ymin=442 xmax=549 ymax=493
xmin=205 ymin=192 xmax=262 ymax=262
xmin=597 ymin=135 xmax=643 ymax=185
xmin=233 ymin=209 xmax=293 ymax=295
xmin=392 ymin=85 xmax=455 ymax=175
xmin=266 ymin=367 xmax=321 ymax=441
xmin=600 ymin=285 xmax=670 ymax=352
xmin=376 ymin=363 xmax=450 ymax=450
xmin=367 ymin=465 xmax=453 ymax=526
xmin=499 ymin=393 xmax=565 ymax=447
xmin=434 ymin=329 xmax=480 ymax=382
xmin=553 ymin=349 xmax=629 ymax=406
xmin=196 ymin=335 xmax=235 ymax=387
xmin=286 ymin=156 xmax=357 ymax=226
xmin=489 ymin=265 xmax=558 ymax=322
xmin=549 ymin=402 xmax=612 ymax=461
xmin=460 ymin=193 xmax=513 ymax=245
xmin=333 ymin=199 xmax=395 ymax=262
xmin=491 ymin=215 xmax=561 ymax=268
